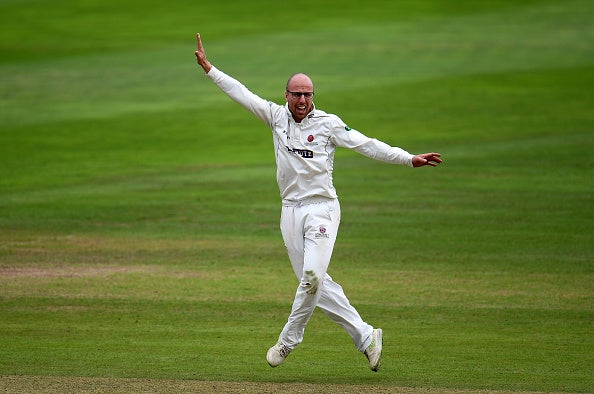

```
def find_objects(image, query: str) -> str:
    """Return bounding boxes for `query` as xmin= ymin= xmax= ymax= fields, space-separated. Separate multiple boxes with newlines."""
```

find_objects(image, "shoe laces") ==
xmin=277 ymin=344 xmax=291 ymax=358
xmin=365 ymin=336 xmax=378 ymax=358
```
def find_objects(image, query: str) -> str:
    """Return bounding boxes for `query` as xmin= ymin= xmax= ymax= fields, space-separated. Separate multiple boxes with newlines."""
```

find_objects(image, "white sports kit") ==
xmin=206 ymin=66 xmax=414 ymax=354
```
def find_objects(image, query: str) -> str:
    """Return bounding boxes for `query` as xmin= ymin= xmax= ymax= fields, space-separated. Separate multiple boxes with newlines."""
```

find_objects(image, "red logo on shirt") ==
xmin=307 ymin=135 xmax=314 ymax=142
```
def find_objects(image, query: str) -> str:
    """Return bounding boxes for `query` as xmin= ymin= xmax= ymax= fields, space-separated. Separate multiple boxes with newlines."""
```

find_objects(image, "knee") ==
xmin=300 ymin=270 xmax=320 ymax=295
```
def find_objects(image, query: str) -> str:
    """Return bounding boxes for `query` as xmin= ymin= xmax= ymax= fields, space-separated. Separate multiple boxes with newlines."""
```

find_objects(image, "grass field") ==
xmin=1 ymin=0 xmax=593 ymax=392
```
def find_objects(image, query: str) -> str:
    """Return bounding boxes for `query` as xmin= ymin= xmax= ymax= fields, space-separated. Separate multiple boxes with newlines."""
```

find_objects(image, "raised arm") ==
xmin=195 ymin=33 xmax=212 ymax=73
xmin=193 ymin=33 xmax=280 ymax=128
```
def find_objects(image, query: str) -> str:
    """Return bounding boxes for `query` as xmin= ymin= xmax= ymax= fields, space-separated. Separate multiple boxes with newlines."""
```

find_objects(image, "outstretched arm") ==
xmin=331 ymin=123 xmax=442 ymax=168
xmin=195 ymin=33 xmax=212 ymax=73
xmin=412 ymin=152 xmax=442 ymax=167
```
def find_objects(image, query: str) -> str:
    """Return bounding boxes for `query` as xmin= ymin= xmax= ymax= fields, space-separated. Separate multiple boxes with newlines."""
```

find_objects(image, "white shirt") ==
xmin=206 ymin=66 xmax=414 ymax=202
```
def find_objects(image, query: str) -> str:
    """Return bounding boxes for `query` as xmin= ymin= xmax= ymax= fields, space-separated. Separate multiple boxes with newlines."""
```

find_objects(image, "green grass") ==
xmin=1 ymin=0 xmax=593 ymax=392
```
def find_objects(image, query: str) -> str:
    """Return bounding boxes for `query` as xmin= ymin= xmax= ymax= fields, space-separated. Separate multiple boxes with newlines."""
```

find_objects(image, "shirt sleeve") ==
xmin=206 ymin=66 xmax=277 ymax=128
xmin=330 ymin=116 xmax=414 ymax=167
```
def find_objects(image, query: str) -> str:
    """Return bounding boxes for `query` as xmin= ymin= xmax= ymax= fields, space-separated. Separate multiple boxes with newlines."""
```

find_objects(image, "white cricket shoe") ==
xmin=364 ymin=328 xmax=383 ymax=371
xmin=266 ymin=342 xmax=291 ymax=367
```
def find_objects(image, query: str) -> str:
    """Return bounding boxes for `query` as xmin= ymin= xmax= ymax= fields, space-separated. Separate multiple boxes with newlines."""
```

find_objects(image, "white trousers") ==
xmin=278 ymin=198 xmax=373 ymax=352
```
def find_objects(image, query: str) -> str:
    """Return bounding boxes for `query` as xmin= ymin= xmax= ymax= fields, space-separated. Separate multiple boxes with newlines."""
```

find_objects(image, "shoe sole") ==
xmin=372 ymin=328 xmax=383 ymax=372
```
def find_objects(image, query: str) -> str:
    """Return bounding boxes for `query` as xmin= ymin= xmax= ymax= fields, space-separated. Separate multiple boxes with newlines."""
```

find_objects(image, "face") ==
xmin=285 ymin=73 xmax=314 ymax=123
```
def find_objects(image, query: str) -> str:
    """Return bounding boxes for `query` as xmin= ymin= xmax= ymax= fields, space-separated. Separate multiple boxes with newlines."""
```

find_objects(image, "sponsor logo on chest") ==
xmin=286 ymin=146 xmax=314 ymax=158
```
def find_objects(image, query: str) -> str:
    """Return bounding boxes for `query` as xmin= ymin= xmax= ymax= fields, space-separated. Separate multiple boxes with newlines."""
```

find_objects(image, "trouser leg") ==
xmin=317 ymin=276 xmax=373 ymax=352
xmin=278 ymin=200 xmax=373 ymax=352
xmin=279 ymin=201 xmax=335 ymax=349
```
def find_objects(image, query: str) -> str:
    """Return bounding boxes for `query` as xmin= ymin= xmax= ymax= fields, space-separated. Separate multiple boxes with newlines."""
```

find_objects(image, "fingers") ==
xmin=195 ymin=33 xmax=204 ymax=60
xmin=427 ymin=153 xmax=442 ymax=162
xmin=194 ymin=33 xmax=212 ymax=73
xmin=196 ymin=33 xmax=202 ymax=50
xmin=423 ymin=152 xmax=442 ymax=166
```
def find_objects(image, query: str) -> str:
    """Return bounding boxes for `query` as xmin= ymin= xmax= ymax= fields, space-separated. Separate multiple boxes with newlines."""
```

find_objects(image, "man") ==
xmin=194 ymin=33 xmax=441 ymax=372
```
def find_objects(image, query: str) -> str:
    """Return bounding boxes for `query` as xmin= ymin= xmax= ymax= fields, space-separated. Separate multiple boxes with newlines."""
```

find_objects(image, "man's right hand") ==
xmin=195 ymin=33 xmax=212 ymax=73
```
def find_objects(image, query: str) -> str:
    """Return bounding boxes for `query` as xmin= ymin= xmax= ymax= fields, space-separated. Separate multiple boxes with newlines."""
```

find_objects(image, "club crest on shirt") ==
xmin=315 ymin=226 xmax=330 ymax=239
xmin=304 ymin=134 xmax=318 ymax=146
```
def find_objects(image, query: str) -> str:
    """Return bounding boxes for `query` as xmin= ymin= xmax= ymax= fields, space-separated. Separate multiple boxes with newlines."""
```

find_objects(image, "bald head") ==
xmin=286 ymin=73 xmax=314 ymax=91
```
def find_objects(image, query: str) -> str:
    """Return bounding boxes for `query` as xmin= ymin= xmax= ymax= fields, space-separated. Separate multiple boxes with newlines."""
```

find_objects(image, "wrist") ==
xmin=201 ymin=61 xmax=212 ymax=74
